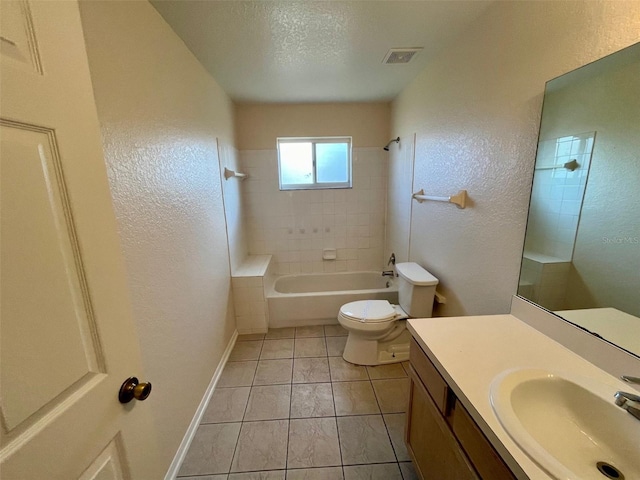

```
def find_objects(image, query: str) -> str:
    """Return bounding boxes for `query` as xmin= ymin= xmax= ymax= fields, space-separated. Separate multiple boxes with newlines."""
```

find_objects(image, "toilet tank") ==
xmin=395 ymin=262 xmax=439 ymax=318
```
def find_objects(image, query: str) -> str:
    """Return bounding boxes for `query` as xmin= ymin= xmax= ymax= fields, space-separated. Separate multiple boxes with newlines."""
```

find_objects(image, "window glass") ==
xmin=277 ymin=137 xmax=351 ymax=190
xmin=316 ymin=142 xmax=349 ymax=183
xmin=279 ymin=142 xmax=313 ymax=185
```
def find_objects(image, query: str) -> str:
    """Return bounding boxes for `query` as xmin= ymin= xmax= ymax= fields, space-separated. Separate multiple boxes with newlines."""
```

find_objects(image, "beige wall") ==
xmin=235 ymin=102 xmax=390 ymax=149
xmin=79 ymin=0 xmax=236 ymax=471
xmin=391 ymin=0 xmax=640 ymax=316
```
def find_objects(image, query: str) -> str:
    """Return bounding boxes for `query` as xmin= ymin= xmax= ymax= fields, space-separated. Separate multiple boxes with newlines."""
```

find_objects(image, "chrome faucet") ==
xmin=614 ymin=391 xmax=640 ymax=421
xmin=382 ymin=270 xmax=395 ymax=277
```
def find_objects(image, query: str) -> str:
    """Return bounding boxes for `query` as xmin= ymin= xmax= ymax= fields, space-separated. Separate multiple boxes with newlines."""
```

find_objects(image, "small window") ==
xmin=277 ymin=137 xmax=352 ymax=190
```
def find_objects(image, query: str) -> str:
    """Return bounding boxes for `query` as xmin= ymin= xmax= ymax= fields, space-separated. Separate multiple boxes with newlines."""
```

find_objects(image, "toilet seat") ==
xmin=339 ymin=300 xmax=396 ymax=323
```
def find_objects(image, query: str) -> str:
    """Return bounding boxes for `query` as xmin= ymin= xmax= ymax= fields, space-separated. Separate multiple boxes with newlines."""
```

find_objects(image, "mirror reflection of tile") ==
xmin=518 ymin=42 xmax=640 ymax=357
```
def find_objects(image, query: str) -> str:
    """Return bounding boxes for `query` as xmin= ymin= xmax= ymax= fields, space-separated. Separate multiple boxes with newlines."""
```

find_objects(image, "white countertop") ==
xmin=407 ymin=314 xmax=631 ymax=480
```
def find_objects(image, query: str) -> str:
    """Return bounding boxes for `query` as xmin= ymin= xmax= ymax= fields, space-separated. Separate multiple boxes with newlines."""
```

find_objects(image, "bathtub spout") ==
xmin=382 ymin=270 xmax=395 ymax=277
xmin=381 ymin=321 xmax=406 ymax=343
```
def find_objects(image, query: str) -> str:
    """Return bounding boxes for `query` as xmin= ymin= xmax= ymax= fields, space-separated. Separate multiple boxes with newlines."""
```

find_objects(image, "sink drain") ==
xmin=596 ymin=461 xmax=624 ymax=479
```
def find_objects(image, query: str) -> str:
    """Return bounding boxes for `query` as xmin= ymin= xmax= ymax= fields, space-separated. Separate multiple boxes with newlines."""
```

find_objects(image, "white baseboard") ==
xmin=164 ymin=330 xmax=238 ymax=480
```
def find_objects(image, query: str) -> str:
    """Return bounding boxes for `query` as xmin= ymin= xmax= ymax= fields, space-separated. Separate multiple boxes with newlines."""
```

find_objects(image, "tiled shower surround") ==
xmin=240 ymin=148 xmax=387 ymax=275
xmin=177 ymin=326 xmax=418 ymax=479
xmin=525 ymin=132 xmax=594 ymax=261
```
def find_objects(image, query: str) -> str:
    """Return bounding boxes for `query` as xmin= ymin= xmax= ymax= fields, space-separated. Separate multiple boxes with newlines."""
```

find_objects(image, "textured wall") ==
xmin=391 ymin=0 xmax=640 ymax=316
xmin=235 ymin=102 xmax=390 ymax=149
xmin=79 ymin=0 xmax=236 ymax=470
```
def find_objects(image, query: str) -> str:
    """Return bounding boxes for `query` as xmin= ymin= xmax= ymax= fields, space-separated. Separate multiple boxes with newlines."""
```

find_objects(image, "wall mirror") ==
xmin=518 ymin=42 xmax=639 ymax=358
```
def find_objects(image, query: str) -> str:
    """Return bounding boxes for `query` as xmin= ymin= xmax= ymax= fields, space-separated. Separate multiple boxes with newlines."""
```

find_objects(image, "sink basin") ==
xmin=490 ymin=369 xmax=640 ymax=480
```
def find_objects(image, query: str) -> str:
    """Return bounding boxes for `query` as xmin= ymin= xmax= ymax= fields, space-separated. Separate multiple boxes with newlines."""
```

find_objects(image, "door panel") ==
xmin=1 ymin=122 xmax=104 ymax=432
xmin=79 ymin=436 xmax=128 ymax=480
xmin=0 ymin=1 xmax=161 ymax=478
xmin=0 ymin=0 xmax=42 ymax=74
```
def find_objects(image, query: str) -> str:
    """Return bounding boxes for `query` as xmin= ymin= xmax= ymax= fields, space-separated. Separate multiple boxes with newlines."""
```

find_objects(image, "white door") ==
xmin=0 ymin=1 xmax=162 ymax=478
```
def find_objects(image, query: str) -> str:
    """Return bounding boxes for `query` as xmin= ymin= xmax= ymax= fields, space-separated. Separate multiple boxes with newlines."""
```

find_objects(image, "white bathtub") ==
xmin=267 ymin=271 xmax=399 ymax=328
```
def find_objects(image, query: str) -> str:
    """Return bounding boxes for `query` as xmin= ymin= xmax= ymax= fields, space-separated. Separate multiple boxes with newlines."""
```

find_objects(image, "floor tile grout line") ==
xmin=225 ymin=341 xmax=264 ymax=475
xmin=202 ymin=409 xmax=392 ymax=425
xmin=325 ymin=330 xmax=348 ymax=479
xmin=341 ymin=459 xmax=408 ymax=467
xmin=398 ymin=460 xmax=408 ymax=480
xmin=369 ymin=373 xmax=401 ymax=466
xmin=284 ymin=333 xmax=296 ymax=471
xmin=227 ymin=366 xmax=257 ymax=475
xmin=189 ymin=329 xmax=415 ymax=479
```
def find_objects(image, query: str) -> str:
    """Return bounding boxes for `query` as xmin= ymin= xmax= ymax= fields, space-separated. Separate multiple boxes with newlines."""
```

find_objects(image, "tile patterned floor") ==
xmin=177 ymin=325 xmax=418 ymax=480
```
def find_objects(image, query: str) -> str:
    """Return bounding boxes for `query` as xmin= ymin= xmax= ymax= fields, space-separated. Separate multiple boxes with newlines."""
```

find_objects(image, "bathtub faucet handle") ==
xmin=388 ymin=253 xmax=396 ymax=266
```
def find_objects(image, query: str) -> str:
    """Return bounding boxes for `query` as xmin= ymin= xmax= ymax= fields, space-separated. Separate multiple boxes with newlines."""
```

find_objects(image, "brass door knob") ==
xmin=119 ymin=377 xmax=152 ymax=404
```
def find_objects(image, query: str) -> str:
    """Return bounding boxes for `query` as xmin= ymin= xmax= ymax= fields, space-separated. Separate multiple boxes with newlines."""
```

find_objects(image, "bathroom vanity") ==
xmin=405 ymin=312 xmax=639 ymax=480
xmin=406 ymin=336 xmax=515 ymax=480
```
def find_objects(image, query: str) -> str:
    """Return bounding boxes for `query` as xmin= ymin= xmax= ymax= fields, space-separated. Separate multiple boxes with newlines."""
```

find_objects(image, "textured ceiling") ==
xmin=151 ymin=1 xmax=494 ymax=103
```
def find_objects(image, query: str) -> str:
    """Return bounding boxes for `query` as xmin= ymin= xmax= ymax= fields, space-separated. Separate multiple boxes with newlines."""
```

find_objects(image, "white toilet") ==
xmin=338 ymin=262 xmax=438 ymax=365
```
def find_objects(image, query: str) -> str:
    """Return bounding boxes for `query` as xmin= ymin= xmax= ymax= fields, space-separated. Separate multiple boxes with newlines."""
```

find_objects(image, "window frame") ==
xmin=276 ymin=136 xmax=353 ymax=191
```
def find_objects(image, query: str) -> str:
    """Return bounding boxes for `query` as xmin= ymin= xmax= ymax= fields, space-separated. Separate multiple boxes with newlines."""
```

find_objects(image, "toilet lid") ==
xmin=340 ymin=300 xmax=396 ymax=323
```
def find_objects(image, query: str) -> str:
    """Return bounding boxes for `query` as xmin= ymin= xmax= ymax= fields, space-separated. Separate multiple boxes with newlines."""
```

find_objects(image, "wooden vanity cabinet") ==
xmin=406 ymin=338 xmax=516 ymax=480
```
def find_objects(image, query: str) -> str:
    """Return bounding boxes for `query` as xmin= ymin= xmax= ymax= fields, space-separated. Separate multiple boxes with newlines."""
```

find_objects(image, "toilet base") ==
xmin=342 ymin=328 xmax=411 ymax=366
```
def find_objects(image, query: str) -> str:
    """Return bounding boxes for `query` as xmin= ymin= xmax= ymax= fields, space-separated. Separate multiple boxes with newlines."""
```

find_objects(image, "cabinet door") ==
xmin=406 ymin=369 xmax=479 ymax=480
xmin=453 ymin=400 xmax=517 ymax=480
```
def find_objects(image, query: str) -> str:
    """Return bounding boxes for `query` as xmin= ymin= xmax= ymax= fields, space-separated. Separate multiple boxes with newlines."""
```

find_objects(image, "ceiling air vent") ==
xmin=383 ymin=48 xmax=423 ymax=65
